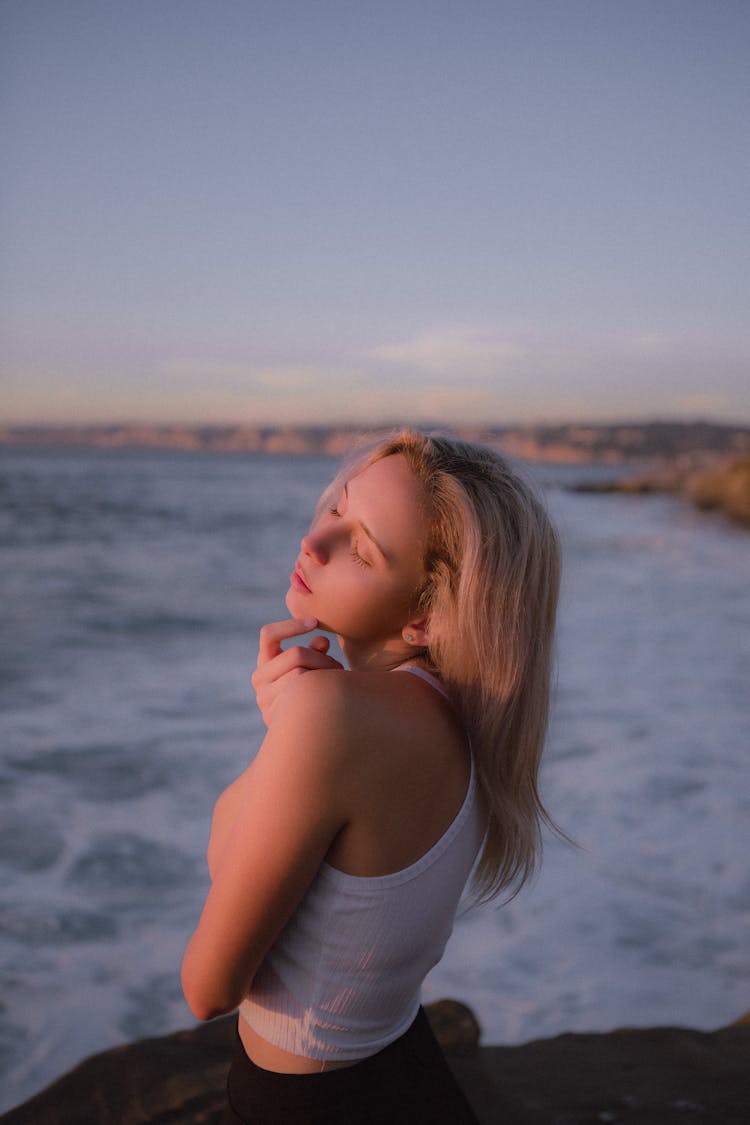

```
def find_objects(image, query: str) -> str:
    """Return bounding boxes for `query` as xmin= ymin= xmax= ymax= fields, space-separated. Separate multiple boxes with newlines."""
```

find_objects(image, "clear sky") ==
xmin=2 ymin=0 xmax=749 ymax=427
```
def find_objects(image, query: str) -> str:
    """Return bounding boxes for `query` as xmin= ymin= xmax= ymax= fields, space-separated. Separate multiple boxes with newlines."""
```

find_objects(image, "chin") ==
xmin=285 ymin=588 xmax=321 ymax=624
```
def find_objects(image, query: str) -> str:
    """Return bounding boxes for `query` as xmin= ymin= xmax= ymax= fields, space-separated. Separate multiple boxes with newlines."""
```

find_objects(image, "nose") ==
xmin=301 ymin=530 xmax=328 ymax=564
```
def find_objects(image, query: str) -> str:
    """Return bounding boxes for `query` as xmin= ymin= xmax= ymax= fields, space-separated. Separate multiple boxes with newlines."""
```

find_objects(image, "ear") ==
xmin=401 ymin=616 xmax=430 ymax=648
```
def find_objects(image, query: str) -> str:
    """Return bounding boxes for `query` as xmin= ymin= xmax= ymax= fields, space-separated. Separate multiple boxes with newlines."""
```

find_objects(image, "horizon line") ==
xmin=2 ymin=415 xmax=748 ymax=432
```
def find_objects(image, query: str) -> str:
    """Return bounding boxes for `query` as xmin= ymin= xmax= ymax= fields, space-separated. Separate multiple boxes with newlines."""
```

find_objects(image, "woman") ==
xmin=181 ymin=429 xmax=561 ymax=1123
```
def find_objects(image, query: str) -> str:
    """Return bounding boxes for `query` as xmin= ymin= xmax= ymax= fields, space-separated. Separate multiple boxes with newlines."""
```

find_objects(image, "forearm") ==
xmin=181 ymin=912 xmax=256 ymax=1021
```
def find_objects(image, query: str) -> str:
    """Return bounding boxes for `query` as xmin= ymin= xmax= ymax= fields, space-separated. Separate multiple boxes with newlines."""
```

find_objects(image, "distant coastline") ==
xmin=1 ymin=419 xmax=748 ymax=465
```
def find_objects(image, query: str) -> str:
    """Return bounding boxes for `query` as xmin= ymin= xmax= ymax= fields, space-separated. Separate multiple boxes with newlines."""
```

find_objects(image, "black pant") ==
xmin=224 ymin=1007 xmax=479 ymax=1124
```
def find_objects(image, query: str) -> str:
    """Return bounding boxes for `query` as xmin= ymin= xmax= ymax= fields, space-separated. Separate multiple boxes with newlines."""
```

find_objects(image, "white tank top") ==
xmin=239 ymin=666 xmax=485 ymax=1060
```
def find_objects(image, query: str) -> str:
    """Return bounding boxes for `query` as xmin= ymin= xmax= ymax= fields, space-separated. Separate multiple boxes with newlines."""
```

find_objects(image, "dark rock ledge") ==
xmin=2 ymin=1001 xmax=748 ymax=1125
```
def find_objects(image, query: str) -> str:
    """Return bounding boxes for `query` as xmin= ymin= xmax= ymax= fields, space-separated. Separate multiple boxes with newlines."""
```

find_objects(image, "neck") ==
xmin=338 ymin=635 xmax=416 ymax=673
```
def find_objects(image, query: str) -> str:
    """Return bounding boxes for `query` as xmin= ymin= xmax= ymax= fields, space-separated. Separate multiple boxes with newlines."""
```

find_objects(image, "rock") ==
xmin=685 ymin=457 xmax=750 ymax=527
xmin=425 ymin=997 xmax=482 ymax=1052
xmin=0 ymin=1017 xmax=233 ymax=1125
xmin=448 ymin=1023 xmax=750 ymax=1125
xmin=569 ymin=456 xmax=750 ymax=530
xmin=2 ymin=1004 xmax=749 ymax=1125
xmin=568 ymin=469 xmax=686 ymax=496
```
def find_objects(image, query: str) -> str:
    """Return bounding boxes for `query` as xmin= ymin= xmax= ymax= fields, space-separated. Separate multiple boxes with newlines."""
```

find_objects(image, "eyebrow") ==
xmin=343 ymin=482 xmax=391 ymax=562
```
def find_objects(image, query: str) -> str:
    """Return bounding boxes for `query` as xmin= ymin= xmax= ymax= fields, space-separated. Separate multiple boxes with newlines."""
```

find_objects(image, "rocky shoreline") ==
xmin=3 ymin=1001 xmax=748 ymax=1124
xmin=570 ymin=457 xmax=750 ymax=528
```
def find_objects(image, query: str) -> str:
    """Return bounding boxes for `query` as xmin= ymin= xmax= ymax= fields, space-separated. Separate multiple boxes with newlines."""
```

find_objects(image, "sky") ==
xmin=2 ymin=0 xmax=749 ymax=427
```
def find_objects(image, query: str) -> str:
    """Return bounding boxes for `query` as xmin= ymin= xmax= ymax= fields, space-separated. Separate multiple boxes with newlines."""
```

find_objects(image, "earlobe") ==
xmin=402 ymin=618 xmax=429 ymax=647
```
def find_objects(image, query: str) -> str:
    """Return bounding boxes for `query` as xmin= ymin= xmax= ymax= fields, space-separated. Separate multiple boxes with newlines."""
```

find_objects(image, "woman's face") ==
xmin=286 ymin=454 xmax=428 ymax=656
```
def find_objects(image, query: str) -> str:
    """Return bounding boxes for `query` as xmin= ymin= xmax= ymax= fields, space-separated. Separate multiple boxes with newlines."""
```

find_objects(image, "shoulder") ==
xmin=268 ymin=669 xmax=418 ymax=761
xmin=270 ymin=666 xmax=460 ymax=766
xmin=273 ymin=666 xmax=444 ymax=727
xmin=271 ymin=668 xmax=351 ymax=733
xmin=280 ymin=667 xmax=461 ymax=770
xmin=261 ymin=670 xmax=380 ymax=784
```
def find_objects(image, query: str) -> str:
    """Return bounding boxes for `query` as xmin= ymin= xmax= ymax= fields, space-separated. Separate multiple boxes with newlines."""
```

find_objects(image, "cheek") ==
xmin=360 ymin=580 xmax=418 ymax=630
xmin=325 ymin=585 xmax=400 ymax=639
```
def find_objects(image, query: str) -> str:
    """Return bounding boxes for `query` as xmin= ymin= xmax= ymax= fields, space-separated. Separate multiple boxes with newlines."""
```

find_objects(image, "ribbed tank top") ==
xmin=239 ymin=666 xmax=485 ymax=1060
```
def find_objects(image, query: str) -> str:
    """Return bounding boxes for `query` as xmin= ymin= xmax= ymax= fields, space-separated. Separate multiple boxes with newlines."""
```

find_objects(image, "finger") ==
xmin=257 ymin=617 xmax=318 ymax=663
xmin=253 ymin=663 xmax=307 ymax=715
xmin=308 ymin=635 xmax=331 ymax=655
xmin=265 ymin=645 xmax=343 ymax=679
xmin=252 ymin=646 xmax=343 ymax=694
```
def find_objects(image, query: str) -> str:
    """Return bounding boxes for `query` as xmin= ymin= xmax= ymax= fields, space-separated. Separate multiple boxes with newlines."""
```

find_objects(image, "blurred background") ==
xmin=1 ymin=0 xmax=749 ymax=1113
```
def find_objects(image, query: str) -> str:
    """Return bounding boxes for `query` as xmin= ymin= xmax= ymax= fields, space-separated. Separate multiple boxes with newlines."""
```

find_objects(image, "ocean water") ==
xmin=1 ymin=447 xmax=748 ymax=1113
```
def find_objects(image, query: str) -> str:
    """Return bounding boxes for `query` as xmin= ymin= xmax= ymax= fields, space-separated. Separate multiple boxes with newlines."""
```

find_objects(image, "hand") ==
xmin=251 ymin=617 xmax=344 ymax=726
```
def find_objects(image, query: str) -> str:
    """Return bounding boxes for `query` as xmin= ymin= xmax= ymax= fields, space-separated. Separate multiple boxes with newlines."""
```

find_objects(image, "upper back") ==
xmin=322 ymin=664 xmax=475 ymax=878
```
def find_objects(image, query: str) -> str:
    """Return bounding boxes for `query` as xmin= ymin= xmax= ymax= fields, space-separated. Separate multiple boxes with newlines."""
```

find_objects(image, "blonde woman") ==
xmin=182 ymin=429 xmax=561 ymax=1123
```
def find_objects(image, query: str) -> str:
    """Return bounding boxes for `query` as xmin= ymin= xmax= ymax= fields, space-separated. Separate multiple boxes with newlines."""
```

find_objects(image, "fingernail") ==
xmin=302 ymin=617 xmax=317 ymax=628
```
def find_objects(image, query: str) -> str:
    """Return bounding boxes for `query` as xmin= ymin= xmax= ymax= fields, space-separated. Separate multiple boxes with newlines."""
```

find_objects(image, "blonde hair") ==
xmin=321 ymin=428 xmax=561 ymax=903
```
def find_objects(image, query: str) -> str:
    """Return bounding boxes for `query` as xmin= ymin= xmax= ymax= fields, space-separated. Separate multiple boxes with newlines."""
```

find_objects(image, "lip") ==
xmin=290 ymin=562 xmax=312 ymax=593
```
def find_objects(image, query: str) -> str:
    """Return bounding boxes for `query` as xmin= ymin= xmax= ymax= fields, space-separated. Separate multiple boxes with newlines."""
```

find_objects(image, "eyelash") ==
xmin=328 ymin=505 xmax=370 ymax=568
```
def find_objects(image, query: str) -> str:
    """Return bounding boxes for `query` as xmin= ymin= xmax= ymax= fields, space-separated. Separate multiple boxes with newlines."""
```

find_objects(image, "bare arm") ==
xmin=181 ymin=672 xmax=350 ymax=1021
xmin=204 ymin=619 xmax=344 ymax=877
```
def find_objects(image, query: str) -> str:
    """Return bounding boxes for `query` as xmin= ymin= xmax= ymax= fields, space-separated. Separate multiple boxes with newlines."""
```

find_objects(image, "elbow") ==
xmin=181 ymin=965 xmax=213 ymax=1021
xmin=181 ymin=968 xmax=236 ymax=1022
xmin=185 ymin=996 xmax=229 ymax=1023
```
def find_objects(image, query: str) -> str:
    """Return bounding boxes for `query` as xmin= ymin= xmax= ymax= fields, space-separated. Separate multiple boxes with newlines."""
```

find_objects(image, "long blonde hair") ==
xmin=321 ymin=428 xmax=561 ymax=903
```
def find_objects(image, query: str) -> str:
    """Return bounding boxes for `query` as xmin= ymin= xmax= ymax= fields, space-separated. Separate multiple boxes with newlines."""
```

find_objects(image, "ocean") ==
xmin=1 ymin=446 xmax=748 ymax=1113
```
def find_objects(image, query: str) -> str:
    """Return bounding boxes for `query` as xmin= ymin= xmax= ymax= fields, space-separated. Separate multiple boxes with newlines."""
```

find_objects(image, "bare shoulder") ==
xmin=344 ymin=666 xmax=458 ymax=725
xmin=263 ymin=669 xmax=353 ymax=775
xmin=270 ymin=666 xmax=459 ymax=762
xmin=282 ymin=664 xmax=449 ymax=715
xmin=337 ymin=668 xmax=465 ymax=776
xmin=272 ymin=667 xmax=351 ymax=723
xmin=262 ymin=669 xmax=387 ymax=776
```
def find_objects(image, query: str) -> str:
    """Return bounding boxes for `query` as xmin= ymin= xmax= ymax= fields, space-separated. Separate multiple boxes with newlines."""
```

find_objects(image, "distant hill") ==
xmin=0 ymin=420 xmax=748 ymax=464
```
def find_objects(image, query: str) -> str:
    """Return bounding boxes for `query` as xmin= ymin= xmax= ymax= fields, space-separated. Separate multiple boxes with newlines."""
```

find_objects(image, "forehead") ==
xmin=349 ymin=453 xmax=422 ymax=506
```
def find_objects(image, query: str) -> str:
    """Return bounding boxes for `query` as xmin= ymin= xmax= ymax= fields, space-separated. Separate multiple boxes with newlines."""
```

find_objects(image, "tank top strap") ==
xmin=392 ymin=663 xmax=450 ymax=700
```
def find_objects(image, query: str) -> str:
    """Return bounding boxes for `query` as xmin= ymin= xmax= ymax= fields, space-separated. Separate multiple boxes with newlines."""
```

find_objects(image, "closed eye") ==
xmin=350 ymin=545 xmax=370 ymax=568
xmin=328 ymin=504 xmax=370 ymax=567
